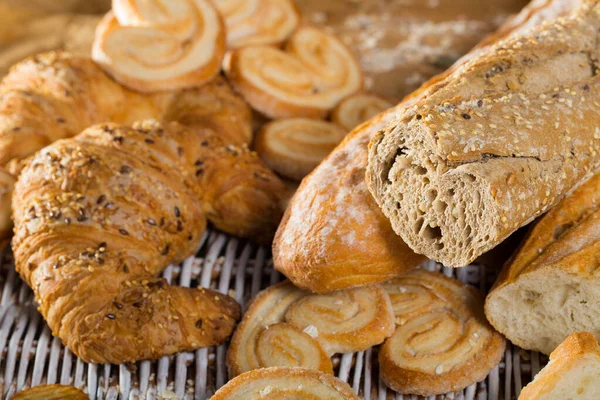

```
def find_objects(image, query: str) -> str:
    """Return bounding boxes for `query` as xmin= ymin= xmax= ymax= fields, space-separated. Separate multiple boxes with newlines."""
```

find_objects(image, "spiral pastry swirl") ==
xmin=92 ymin=0 xmax=225 ymax=93
xmin=332 ymin=93 xmax=393 ymax=132
xmin=225 ymin=26 xmax=363 ymax=119
xmin=379 ymin=269 xmax=506 ymax=396
xmin=255 ymin=118 xmax=347 ymax=181
xmin=285 ymin=284 xmax=395 ymax=354
xmin=227 ymin=281 xmax=394 ymax=377
xmin=214 ymin=0 xmax=299 ymax=48
xmin=210 ymin=367 xmax=359 ymax=400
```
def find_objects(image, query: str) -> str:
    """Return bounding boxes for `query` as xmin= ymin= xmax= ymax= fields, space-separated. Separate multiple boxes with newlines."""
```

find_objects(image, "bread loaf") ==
xmin=485 ymin=171 xmax=600 ymax=355
xmin=273 ymin=0 xmax=576 ymax=292
xmin=519 ymin=332 xmax=600 ymax=399
xmin=367 ymin=0 xmax=591 ymax=267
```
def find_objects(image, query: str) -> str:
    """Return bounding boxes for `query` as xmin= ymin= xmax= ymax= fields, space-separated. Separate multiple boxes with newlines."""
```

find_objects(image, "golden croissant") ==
xmin=11 ymin=120 xmax=260 ymax=364
xmin=0 ymin=51 xmax=285 ymax=242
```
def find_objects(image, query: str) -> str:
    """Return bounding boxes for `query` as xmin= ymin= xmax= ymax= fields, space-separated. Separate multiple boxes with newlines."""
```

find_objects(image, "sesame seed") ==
xmin=174 ymin=207 xmax=180 ymax=217
xmin=119 ymin=228 xmax=129 ymax=236
xmin=147 ymin=218 xmax=157 ymax=226
xmin=106 ymin=313 xmax=116 ymax=320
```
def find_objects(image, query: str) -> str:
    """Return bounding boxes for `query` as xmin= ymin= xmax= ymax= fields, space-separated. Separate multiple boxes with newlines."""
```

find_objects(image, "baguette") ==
xmin=485 ymin=172 xmax=600 ymax=355
xmin=273 ymin=0 xmax=576 ymax=292
xmin=519 ymin=332 xmax=600 ymax=399
xmin=366 ymin=0 xmax=591 ymax=267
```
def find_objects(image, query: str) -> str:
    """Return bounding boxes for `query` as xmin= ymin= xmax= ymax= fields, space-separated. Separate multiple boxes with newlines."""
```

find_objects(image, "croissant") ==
xmin=0 ymin=51 xmax=283 ymax=242
xmin=11 ymin=120 xmax=257 ymax=363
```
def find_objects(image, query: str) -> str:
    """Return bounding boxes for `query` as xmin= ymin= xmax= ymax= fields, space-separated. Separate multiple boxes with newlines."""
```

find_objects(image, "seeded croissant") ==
xmin=0 ymin=51 xmax=284 ymax=242
xmin=10 ymin=120 xmax=271 ymax=363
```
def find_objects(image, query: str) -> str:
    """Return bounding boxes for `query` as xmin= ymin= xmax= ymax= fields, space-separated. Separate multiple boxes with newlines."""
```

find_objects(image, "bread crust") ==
xmin=366 ymin=0 xmax=589 ymax=267
xmin=485 ymin=172 xmax=600 ymax=354
xmin=519 ymin=332 xmax=600 ymax=399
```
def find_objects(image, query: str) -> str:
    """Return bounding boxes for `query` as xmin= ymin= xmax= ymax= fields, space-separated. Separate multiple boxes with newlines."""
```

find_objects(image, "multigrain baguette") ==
xmin=273 ymin=0 xmax=578 ymax=292
xmin=367 ymin=0 xmax=591 ymax=267
xmin=485 ymin=172 xmax=600 ymax=355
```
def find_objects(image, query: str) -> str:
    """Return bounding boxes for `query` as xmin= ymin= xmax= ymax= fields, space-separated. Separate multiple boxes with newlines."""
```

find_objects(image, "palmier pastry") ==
xmin=213 ymin=0 xmax=299 ymax=48
xmin=227 ymin=281 xmax=394 ymax=377
xmin=332 ymin=93 xmax=393 ymax=132
xmin=224 ymin=26 xmax=363 ymax=119
xmin=210 ymin=367 xmax=360 ymax=400
xmin=255 ymin=118 xmax=347 ymax=181
xmin=379 ymin=269 xmax=505 ymax=396
xmin=92 ymin=0 xmax=225 ymax=92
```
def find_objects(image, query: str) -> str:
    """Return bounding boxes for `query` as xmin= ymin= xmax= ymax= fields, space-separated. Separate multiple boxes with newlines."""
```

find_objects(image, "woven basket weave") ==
xmin=0 ymin=229 xmax=546 ymax=400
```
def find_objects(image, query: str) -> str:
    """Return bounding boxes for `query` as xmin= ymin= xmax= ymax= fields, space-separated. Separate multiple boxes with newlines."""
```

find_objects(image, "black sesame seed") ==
xmin=123 ymin=264 xmax=130 ymax=273
xmin=160 ymin=217 xmax=165 ymax=227
xmin=99 ymin=242 xmax=107 ymax=250
xmin=200 ymin=140 xmax=209 ymax=147
xmin=113 ymin=136 xmax=124 ymax=143
xmin=147 ymin=218 xmax=157 ymax=226
xmin=145 ymin=138 xmax=155 ymax=144
xmin=188 ymin=235 xmax=193 ymax=241
xmin=174 ymin=207 xmax=180 ymax=217
xmin=177 ymin=220 xmax=183 ymax=232
xmin=104 ymin=202 xmax=114 ymax=209
xmin=120 ymin=165 xmax=132 ymax=174
xmin=119 ymin=228 xmax=129 ymax=236
xmin=584 ymin=84 xmax=590 ymax=91
xmin=97 ymin=195 xmax=106 ymax=204
xmin=161 ymin=244 xmax=170 ymax=255
xmin=462 ymin=113 xmax=471 ymax=120
xmin=177 ymin=147 xmax=184 ymax=156
xmin=114 ymin=302 xmax=123 ymax=309
xmin=195 ymin=319 xmax=203 ymax=328
xmin=106 ymin=313 xmax=116 ymax=320
xmin=64 ymin=218 xmax=71 ymax=225
xmin=194 ymin=160 xmax=204 ymax=166
xmin=477 ymin=100 xmax=483 ymax=107
xmin=132 ymin=301 xmax=142 ymax=308
xmin=196 ymin=168 xmax=204 ymax=176
xmin=96 ymin=257 xmax=105 ymax=265
xmin=56 ymin=117 xmax=66 ymax=123
xmin=416 ymin=114 xmax=422 ymax=120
